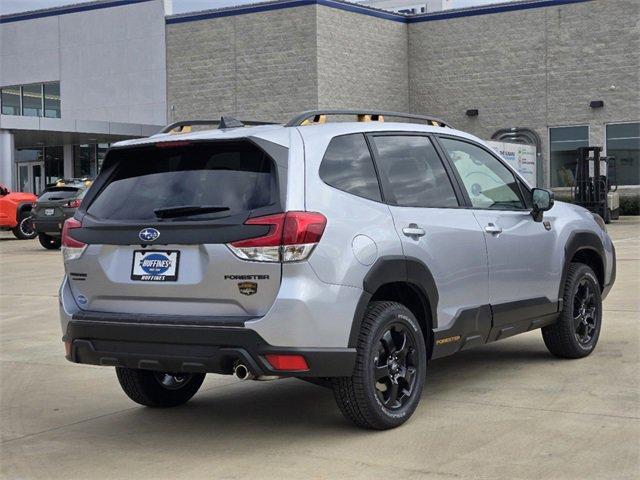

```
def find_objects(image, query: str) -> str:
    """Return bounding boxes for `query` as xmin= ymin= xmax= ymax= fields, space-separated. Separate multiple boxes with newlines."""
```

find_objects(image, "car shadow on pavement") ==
xmin=94 ymin=339 xmax=554 ymax=443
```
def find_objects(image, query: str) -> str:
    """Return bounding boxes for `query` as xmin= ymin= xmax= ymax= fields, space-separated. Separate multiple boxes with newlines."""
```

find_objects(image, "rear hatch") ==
xmin=33 ymin=187 xmax=81 ymax=219
xmin=65 ymin=139 xmax=286 ymax=318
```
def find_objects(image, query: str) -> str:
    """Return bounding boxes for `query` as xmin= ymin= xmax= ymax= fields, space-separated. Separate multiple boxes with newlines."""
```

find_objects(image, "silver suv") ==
xmin=59 ymin=110 xmax=616 ymax=429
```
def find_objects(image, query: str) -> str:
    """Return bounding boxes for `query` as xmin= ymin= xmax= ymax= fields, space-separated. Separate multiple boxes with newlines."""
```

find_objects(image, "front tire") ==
xmin=12 ymin=214 xmax=37 ymax=240
xmin=116 ymin=368 xmax=205 ymax=407
xmin=542 ymin=263 xmax=602 ymax=358
xmin=332 ymin=301 xmax=427 ymax=430
xmin=38 ymin=233 xmax=61 ymax=250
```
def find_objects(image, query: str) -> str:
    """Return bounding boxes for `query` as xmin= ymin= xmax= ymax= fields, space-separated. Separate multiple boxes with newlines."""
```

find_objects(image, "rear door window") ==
xmin=87 ymin=141 xmax=278 ymax=221
xmin=371 ymin=135 xmax=459 ymax=208
xmin=319 ymin=134 xmax=382 ymax=202
xmin=38 ymin=187 xmax=81 ymax=201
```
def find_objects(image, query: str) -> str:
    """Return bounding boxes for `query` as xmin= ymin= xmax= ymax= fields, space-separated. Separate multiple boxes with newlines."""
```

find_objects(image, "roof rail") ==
xmin=284 ymin=110 xmax=453 ymax=128
xmin=159 ymin=117 xmax=276 ymax=134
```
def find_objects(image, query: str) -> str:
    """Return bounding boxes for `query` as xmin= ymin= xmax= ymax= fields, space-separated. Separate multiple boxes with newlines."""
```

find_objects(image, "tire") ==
xmin=12 ymin=213 xmax=37 ymax=240
xmin=542 ymin=263 xmax=602 ymax=359
xmin=116 ymin=368 xmax=205 ymax=407
xmin=38 ymin=233 xmax=61 ymax=250
xmin=332 ymin=301 xmax=427 ymax=430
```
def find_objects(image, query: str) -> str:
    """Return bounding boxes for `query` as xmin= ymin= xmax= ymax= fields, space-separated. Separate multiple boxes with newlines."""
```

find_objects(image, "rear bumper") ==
xmin=32 ymin=216 xmax=66 ymax=235
xmin=63 ymin=315 xmax=356 ymax=377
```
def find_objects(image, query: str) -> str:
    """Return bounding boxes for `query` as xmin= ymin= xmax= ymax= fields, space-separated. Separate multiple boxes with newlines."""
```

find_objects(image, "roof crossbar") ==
xmin=159 ymin=117 xmax=276 ymax=134
xmin=285 ymin=110 xmax=453 ymax=128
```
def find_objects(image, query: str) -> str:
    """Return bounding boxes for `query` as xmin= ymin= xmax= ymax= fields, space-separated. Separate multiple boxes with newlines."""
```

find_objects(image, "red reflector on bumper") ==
xmin=64 ymin=341 xmax=72 ymax=357
xmin=265 ymin=354 xmax=309 ymax=371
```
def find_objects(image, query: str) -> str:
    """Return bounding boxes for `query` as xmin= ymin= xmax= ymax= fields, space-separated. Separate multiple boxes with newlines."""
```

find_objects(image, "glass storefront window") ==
xmin=606 ymin=123 xmax=640 ymax=186
xmin=550 ymin=126 xmax=589 ymax=187
xmin=74 ymin=144 xmax=97 ymax=178
xmin=44 ymin=146 xmax=64 ymax=185
xmin=97 ymin=143 xmax=109 ymax=173
xmin=1 ymin=82 xmax=60 ymax=118
xmin=15 ymin=148 xmax=43 ymax=163
xmin=15 ymin=148 xmax=45 ymax=194
xmin=21 ymin=84 xmax=43 ymax=117
xmin=1 ymin=86 xmax=20 ymax=115
xmin=43 ymin=82 xmax=61 ymax=118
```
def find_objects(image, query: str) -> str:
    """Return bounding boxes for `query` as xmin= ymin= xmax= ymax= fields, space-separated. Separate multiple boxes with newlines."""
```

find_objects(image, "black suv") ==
xmin=32 ymin=182 xmax=89 ymax=249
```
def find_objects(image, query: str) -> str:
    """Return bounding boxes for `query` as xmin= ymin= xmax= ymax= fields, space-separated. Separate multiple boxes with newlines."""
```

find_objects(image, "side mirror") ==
xmin=531 ymin=188 xmax=554 ymax=222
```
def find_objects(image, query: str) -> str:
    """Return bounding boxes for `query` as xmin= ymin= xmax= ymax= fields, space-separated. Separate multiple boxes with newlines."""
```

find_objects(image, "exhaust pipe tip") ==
xmin=233 ymin=363 xmax=254 ymax=381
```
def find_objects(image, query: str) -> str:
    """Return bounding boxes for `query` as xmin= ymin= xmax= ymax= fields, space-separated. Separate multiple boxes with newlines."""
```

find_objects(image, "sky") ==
xmin=0 ymin=0 xmax=510 ymax=16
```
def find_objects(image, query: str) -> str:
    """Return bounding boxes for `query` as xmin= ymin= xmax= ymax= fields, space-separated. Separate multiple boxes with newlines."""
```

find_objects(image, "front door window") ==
xmin=439 ymin=137 xmax=526 ymax=210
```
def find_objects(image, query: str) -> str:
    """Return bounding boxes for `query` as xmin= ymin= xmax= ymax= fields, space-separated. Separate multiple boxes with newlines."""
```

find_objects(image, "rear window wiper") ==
xmin=154 ymin=205 xmax=230 ymax=219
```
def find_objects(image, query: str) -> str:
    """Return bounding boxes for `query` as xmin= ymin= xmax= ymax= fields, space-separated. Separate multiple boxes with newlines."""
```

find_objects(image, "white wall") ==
xmin=0 ymin=0 xmax=167 ymax=126
xmin=0 ymin=130 xmax=15 ymax=186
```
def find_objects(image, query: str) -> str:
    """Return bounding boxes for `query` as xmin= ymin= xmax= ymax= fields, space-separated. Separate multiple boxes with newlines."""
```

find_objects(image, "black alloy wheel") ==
xmin=332 ymin=301 xmax=427 ymax=429
xmin=542 ymin=263 xmax=602 ymax=359
xmin=373 ymin=324 xmax=418 ymax=410
xmin=573 ymin=278 xmax=598 ymax=345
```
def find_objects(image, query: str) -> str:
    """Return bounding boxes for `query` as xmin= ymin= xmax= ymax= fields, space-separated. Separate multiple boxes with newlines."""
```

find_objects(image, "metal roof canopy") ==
xmin=0 ymin=115 xmax=162 ymax=148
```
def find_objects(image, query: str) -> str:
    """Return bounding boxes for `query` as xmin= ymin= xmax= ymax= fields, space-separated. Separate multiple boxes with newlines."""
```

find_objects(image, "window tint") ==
xmin=606 ymin=123 xmax=639 ymax=186
xmin=1 ymin=86 xmax=20 ymax=115
xmin=440 ymin=137 xmax=525 ymax=210
xmin=550 ymin=126 xmax=589 ymax=187
xmin=319 ymin=134 xmax=381 ymax=201
xmin=372 ymin=135 xmax=458 ymax=208
xmin=22 ymin=84 xmax=43 ymax=117
xmin=43 ymin=82 xmax=61 ymax=118
xmin=87 ymin=141 xmax=278 ymax=221
xmin=39 ymin=187 xmax=80 ymax=201
xmin=518 ymin=179 xmax=533 ymax=209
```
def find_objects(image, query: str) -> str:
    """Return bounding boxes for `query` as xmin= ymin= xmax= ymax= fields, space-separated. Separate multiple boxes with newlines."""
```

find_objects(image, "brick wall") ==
xmin=408 ymin=0 xmax=640 ymax=185
xmin=316 ymin=6 xmax=409 ymax=111
xmin=166 ymin=5 xmax=318 ymax=123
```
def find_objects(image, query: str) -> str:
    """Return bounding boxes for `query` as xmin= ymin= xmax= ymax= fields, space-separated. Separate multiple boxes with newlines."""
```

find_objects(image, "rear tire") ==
xmin=12 ymin=213 xmax=37 ymax=240
xmin=38 ymin=233 xmax=61 ymax=250
xmin=332 ymin=301 xmax=427 ymax=430
xmin=542 ymin=263 xmax=602 ymax=359
xmin=116 ymin=368 xmax=205 ymax=407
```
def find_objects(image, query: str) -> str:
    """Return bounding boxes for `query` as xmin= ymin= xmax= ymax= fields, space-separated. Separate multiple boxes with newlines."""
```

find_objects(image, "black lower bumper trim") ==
xmin=33 ymin=218 xmax=65 ymax=234
xmin=64 ymin=319 xmax=356 ymax=378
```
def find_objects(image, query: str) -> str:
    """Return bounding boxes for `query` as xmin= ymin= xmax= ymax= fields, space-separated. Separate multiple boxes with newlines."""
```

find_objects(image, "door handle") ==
xmin=402 ymin=224 xmax=425 ymax=238
xmin=484 ymin=223 xmax=502 ymax=234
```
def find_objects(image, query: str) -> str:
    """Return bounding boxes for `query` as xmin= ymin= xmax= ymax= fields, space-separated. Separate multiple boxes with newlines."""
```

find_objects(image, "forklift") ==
xmin=572 ymin=146 xmax=619 ymax=223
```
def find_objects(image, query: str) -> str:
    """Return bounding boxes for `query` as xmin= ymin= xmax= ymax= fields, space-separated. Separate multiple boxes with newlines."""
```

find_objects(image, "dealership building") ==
xmin=0 ymin=0 xmax=638 ymax=198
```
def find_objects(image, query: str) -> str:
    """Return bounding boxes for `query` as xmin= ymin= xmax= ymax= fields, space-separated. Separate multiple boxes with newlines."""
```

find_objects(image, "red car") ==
xmin=0 ymin=184 xmax=37 ymax=239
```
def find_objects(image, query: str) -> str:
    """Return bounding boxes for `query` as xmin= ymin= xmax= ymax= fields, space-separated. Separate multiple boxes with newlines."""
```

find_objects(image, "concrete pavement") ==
xmin=0 ymin=218 xmax=638 ymax=479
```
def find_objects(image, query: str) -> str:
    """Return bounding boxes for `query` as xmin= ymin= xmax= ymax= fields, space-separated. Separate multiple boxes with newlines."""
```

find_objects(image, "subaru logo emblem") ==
xmin=139 ymin=228 xmax=160 ymax=242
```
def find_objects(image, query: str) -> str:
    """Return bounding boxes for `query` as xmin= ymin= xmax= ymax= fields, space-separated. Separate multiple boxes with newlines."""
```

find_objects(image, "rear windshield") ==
xmin=39 ymin=187 xmax=81 ymax=201
xmin=87 ymin=141 xmax=278 ymax=221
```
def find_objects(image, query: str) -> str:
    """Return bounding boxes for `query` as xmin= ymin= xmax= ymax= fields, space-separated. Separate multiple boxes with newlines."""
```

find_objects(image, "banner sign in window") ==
xmin=486 ymin=141 xmax=537 ymax=187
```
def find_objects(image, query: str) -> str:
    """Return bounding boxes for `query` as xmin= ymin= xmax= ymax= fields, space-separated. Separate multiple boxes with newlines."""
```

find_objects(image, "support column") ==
xmin=0 ymin=130 xmax=16 ymax=188
xmin=63 ymin=144 xmax=74 ymax=178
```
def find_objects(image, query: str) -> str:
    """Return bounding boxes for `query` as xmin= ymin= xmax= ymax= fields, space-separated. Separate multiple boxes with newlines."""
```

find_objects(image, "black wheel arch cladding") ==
xmin=560 ymin=230 xmax=607 ymax=298
xmin=349 ymin=256 xmax=438 ymax=348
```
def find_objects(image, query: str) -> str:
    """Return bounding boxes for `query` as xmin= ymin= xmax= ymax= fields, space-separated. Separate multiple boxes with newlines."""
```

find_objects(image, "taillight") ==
xmin=227 ymin=211 xmax=326 ymax=263
xmin=264 ymin=354 xmax=309 ymax=371
xmin=61 ymin=217 xmax=86 ymax=262
xmin=63 ymin=199 xmax=81 ymax=208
